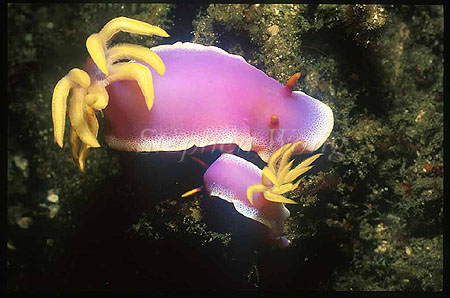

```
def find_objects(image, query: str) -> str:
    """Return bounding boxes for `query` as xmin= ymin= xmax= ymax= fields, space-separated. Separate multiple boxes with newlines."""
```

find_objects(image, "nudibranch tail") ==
xmin=181 ymin=186 xmax=203 ymax=198
xmin=247 ymin=140 xmax=322 ymax=205
xmin=51 ymin=17 xmax=168 ymax=170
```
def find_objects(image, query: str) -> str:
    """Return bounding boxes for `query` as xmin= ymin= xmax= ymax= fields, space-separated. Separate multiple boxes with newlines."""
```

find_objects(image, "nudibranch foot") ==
xmin=51 ymin=17 xmax=169 ymax=171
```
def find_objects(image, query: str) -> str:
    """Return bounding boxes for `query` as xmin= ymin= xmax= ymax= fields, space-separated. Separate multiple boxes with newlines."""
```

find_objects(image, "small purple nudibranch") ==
xmin=204 ymin=153 xmax=291 ymax=247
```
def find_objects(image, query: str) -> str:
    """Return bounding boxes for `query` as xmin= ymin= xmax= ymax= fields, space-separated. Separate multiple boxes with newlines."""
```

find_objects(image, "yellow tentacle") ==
xmin=263 ymin=190 xmax=299 ymax=204
xmin=246 ymin=184 xmax=270 ymax=205
xmin=268 ymin=143 xmax=291 ymax=173
xmin=284 ymin=153 xmax=322 ymax=183
xmin=83 ymin=106 xmax=99 ymax=141
xmin=86 ymin=33 xmax=109 ymax=75
xmin=284 ymin=166 xmax=313 ymax=185
xmin=85 ymin=81 xmax=109 ymax=110
xmin=278 ymin=141 xmax=303 ymax=175
xmin=271 ymin=180 xmax=300 ymax=195
xmin=69 ymin=127 xmax=81 ymax=161
xmin=107 ymin=43 xmax=166 ymax=76
xmin=52 ymin=76 xmax=72 ymax=147
xmin=278 ymin=160 xmax=294 ymax=183
xmin=67 ymin=68 xmax=91 ymax=88
xmin=68 ymin=87 xmax=100 ymax=148
xmin=52 ymin=17 xmax=170 ymax=171
xmin=76 ymin=143 xmax=90 ymax=172
xmin=246 ymin=140 xmax=321 ymax=205
xmin=98 ymin=16 xmax=170 ymax=43
xmin=262 ymin=167 xmax=279 ymax=187
xmin=108 ymin=62 xmax=154 ymax=110
xmin=71 ymin=106 xmax=99 ymax=172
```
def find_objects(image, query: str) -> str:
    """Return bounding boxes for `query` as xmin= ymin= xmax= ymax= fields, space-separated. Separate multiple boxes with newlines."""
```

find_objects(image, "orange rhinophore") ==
xmin=284 ymin=72 xmax=301 ymax=95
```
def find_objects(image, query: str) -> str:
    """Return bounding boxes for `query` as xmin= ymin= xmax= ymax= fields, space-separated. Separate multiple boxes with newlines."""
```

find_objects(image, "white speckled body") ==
xmin=103 ymin=42 xmax=334 ymax=162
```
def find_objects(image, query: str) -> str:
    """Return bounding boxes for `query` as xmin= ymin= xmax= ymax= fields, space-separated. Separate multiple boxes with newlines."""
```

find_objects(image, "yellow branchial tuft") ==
xmin=247 ymin=141 xmax=322 ymax=205
xmin=51 ymin=17 xmax=169 ymax=171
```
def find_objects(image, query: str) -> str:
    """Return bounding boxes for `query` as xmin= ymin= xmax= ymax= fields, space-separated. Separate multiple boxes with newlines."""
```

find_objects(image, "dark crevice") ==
xmin=301 ymin=26 xmax=392 ymax=117
xmin=166 ymin=3 xmax=205 ymax=43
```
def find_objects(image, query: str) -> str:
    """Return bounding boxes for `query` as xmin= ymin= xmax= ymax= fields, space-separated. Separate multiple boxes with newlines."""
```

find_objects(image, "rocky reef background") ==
xmin=7 ymin=4 xmax=443 ymax=291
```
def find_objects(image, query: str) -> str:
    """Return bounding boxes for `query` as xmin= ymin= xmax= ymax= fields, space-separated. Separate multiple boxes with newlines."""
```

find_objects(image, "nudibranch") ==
xmin=51 ymin=17 xmax=334 ymax=246
xmin=103 ymin=42 xmax=334 ymax=163
xmin=52 ymin=17 xmax=170 ymax=171
xmin=202 ymin=141 xmax=322 ymax=247
xmin=52 ymin=17 xmax=333 ymax=171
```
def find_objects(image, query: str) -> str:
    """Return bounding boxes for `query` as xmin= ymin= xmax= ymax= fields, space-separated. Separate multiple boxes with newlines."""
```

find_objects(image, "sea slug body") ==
xmin=102 ymin=42 xmax=334 ymax=162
